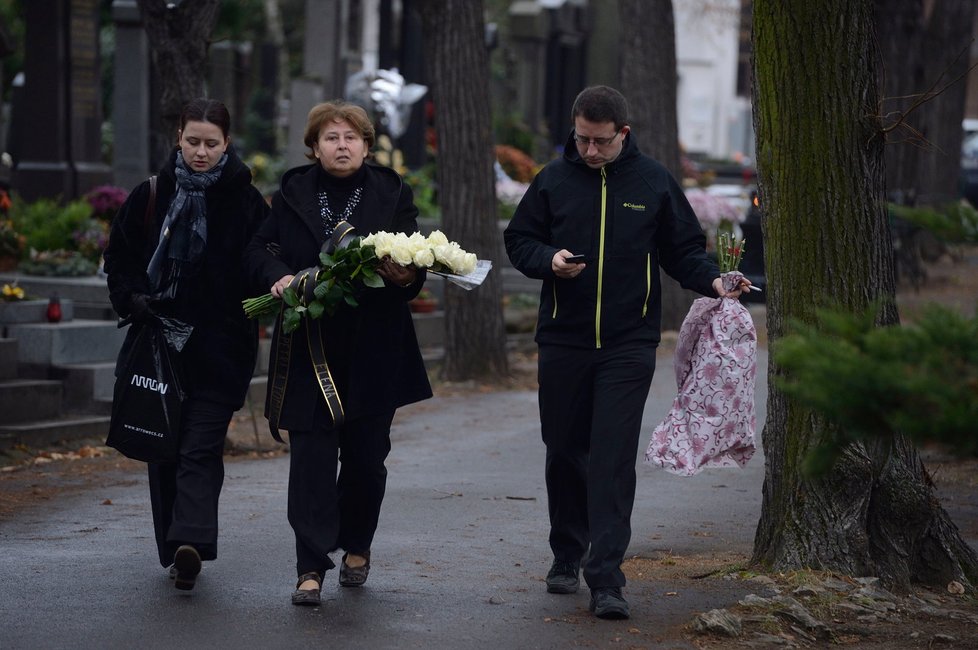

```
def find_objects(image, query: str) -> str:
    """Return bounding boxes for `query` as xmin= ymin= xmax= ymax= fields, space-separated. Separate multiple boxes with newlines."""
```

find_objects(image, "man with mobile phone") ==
xmin=504 ymin=86 xmax=745 ymax=620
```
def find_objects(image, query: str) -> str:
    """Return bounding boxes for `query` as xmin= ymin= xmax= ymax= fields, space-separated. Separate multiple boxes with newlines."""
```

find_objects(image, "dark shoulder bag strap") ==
xmin=143 ymin=175 xmax=158 ymax=239
xmin=116 ymin=175 xmax=160 ymax=330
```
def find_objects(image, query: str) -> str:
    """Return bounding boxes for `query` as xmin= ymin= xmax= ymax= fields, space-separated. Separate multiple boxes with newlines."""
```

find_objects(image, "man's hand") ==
xmin=714 ymin=276 xmax=753 ymax=299
xmin=552 ymin=250 xmax=586 ymax=279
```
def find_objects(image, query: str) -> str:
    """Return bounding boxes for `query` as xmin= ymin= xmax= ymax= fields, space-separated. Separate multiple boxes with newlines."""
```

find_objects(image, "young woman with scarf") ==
xmin=103 ymin=98 xmax=269 ymax=591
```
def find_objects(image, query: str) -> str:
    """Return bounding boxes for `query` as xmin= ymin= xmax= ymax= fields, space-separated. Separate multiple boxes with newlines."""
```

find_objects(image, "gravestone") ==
xmin=251 ymin=41 xmax=280 ymax=153
xmin=208 ymin=41 xmax=252 ymax=125
xmin=508 ymin=0 xmax=590 ymax=153
xmin=287 ymin=0 xmax=346 ymax=168
xmin=14 ymin=0 xmax=111 ymax=201
xmin=111 ymin=0 xmax=152 ymax=191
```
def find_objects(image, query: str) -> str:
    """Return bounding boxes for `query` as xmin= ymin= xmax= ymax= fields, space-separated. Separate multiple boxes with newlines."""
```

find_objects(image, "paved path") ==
xmin=0 ymin=349 xmax=768 ymax=650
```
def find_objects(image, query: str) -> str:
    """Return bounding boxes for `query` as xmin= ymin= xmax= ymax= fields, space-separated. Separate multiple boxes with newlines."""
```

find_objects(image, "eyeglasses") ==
xmin=573 ymin=130 xmax=620 ymax=147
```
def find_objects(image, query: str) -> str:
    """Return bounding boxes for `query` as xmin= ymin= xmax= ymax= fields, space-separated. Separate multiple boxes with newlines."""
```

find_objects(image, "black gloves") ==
xmin=128 ymin=293 xmax=155 ymax=322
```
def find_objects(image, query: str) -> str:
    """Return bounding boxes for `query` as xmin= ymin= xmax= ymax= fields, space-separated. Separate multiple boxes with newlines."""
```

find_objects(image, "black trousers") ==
xmin=287 ymin=399 xmax=395 ymax=578
xmin=148 ymin=397 xmax=235 ymax=567
xmin=538 ymin=343 xmax=656 ymax=589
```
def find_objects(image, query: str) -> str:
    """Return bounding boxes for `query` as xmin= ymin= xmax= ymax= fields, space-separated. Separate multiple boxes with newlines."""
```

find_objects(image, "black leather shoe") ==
xmin=173 ymin=545 xmax=201 ymax=591
xmin=545 ymin=559 xmax=580 ymax=594
xmin=338 ymin=552 xmax=370 ymax=587
xmin=291 ymin=572 xmax=322 ymax=606
xmin=589 ymin=587 xmax=630 ymax=619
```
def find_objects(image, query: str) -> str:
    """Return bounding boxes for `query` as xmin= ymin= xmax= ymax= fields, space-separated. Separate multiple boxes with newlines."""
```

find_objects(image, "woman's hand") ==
xmin=271 ymin=274 xmax=295 ymax=298
xmin=377 ymin=257 xmax=416 ymax=288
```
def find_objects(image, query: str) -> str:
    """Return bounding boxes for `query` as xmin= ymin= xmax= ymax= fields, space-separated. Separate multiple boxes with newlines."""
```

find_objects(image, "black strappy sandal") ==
xmin=291 ymin=572 xmax=323 ymax=606
xmin=338 ymin=552 xmax=370 ymax=587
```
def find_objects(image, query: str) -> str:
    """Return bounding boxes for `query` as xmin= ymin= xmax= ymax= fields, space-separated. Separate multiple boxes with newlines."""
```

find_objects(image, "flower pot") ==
xmin=0 ymin=255 xmax=17 ymax=272
xmin=409 ymin=298 xmax=438 ymax=314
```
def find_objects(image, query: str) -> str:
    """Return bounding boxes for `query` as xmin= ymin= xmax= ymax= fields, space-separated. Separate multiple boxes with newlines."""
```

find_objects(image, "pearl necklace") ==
xmin=318 ymin=186 xmax=363 ymax=236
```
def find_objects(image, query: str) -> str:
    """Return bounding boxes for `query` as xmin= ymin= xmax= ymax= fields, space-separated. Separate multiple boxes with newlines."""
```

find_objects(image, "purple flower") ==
xmin=85 ymin=185 xmax=129 ymax=220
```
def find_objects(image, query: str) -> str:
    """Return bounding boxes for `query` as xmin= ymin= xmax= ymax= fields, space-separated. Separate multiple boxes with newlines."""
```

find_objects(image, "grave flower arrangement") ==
xmin=1 ymin=281 xmax=26 ymax=302
xmin=0 ymin=218 xmax=25 ymax=259
xmin=84 ymin=185 xmax=129 ymax=222
xmin=684 ymin=188 xmax=742 ymax=230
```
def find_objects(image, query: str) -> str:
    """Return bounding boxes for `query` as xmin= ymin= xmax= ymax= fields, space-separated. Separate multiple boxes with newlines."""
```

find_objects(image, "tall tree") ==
xmin=876 ymin=0 xmax=976 ymax=206
xmin=137 ymin=0 xmax=221 ymax=148
xmin=418 ymin=0 xmax=508 ymax=380
xmin=751 ymin=0 xmax=978 ymax=589
xmin=618 ymin=0 xmax=697 ymax=331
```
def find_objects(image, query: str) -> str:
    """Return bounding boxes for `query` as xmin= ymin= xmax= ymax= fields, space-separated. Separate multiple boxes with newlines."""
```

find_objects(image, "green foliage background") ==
xmin=774 ymin=304 xmax=978 ymax=475
xmin=889 ymin=202 xmax=978 ymax=243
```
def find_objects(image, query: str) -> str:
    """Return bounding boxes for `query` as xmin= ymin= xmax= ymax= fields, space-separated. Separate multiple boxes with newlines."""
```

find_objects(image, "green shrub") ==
xmin=244 ymin=151 xmax=286 ymax=197
xmin=493 ymin=110 xmax=537 ymax=159
xmin=888 ymin=202 xmax=978 ymax=243
xmin=10 ymin=197 xmax=95 ymax=253
xmin=404 ymin=166 xmax=440 ymax=220
xmin=497 ymin=199 xmax=517 ymax=222
xmin=774 ymin=304 xmax=978 ymax=475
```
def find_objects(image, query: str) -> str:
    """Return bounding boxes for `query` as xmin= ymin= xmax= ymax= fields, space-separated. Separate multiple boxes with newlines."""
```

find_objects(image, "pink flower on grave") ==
xmin=85 ymin=185 xmax=129 ymax=221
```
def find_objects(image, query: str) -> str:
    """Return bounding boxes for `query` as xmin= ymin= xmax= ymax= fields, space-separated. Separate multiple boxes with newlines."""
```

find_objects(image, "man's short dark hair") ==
xmin=571 ymin=86 xmax=628 ymax=130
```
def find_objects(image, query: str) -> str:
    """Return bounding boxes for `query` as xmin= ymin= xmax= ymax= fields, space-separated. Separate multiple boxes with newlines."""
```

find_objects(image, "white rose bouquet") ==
xmin=360 ymin=229 xmax=478 ymax=277
xmin=243 ymin=228 xmax=483 ymax=333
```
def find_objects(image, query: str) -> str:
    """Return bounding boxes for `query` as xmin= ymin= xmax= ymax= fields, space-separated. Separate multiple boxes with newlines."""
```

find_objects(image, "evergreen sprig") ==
xmin=774 ymin=304 xmax=978 ymax=475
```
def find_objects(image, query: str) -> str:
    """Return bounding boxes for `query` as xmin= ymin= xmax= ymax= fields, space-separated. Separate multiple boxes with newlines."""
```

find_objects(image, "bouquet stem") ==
xmin=717 ymin=231 xmax=746 ymax=273
xmin=242 ymin=293 xmax=280 ymax=319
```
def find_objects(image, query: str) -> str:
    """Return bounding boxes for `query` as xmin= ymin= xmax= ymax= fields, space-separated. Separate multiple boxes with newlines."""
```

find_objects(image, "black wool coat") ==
xmin=244 ymin=162 xmax=432 ymax=431
xmin=103 ymin=147 xmax=270 ymax=409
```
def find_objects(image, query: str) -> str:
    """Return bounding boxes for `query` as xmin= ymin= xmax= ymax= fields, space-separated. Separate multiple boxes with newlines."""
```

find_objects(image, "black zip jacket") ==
xmin=504 ymin=131 xmax=720 ymax=349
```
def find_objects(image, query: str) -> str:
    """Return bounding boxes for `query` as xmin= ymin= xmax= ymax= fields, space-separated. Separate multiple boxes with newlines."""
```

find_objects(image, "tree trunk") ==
xmin=618 ymin=0 xmax=697 ymax=332
xmin=876 ymin=0 xmax=976 ymax=206
xmin=137 ymin=0 xmax=221 ymax=145
xmin=264 ymin=0 xmax=289 ymax=152
xmin=751 ymin=0 xmax=978 ymax=590
xmin=419 ymin=0 xmax=508 ymax=381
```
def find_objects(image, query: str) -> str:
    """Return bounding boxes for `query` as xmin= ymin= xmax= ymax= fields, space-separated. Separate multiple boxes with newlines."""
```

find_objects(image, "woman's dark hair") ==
xmin=571 ymin=86 xmax=628 ymax=131
xmin=179 ymin=98 xmax=231 ymax=139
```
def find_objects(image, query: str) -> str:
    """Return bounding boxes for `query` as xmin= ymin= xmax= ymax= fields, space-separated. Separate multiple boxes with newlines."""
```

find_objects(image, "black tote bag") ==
xmin=106 ymin=315 xmax=191 ymax=463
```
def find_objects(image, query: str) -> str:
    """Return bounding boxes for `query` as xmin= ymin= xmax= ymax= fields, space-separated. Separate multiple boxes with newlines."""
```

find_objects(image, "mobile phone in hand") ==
xmin=563 ymin=254 xmax=586 ymax=264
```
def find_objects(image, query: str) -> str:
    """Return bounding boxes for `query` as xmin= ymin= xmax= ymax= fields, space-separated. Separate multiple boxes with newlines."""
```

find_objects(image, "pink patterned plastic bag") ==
xmin=645 ymin=272 xmax=757 ymax=476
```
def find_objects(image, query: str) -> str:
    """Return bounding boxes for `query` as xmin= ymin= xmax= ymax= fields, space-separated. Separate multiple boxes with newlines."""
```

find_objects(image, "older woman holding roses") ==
xmin=244 ymin=101 xmax=432 ymax=607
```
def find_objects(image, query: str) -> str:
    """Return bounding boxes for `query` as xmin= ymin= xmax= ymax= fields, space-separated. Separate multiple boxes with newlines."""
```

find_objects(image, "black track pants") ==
xmin=538 ymin=343 xmax=655 ymax=588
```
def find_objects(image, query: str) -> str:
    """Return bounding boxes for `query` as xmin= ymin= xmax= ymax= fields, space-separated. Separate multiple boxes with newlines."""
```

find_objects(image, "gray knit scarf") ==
xmin=146 ymin=151 xmax=227 ymax=296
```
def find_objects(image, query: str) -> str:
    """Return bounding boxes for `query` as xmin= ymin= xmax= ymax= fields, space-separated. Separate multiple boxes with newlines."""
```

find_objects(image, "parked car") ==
xmin=960 ymin=130 xmax=978 ymax=208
